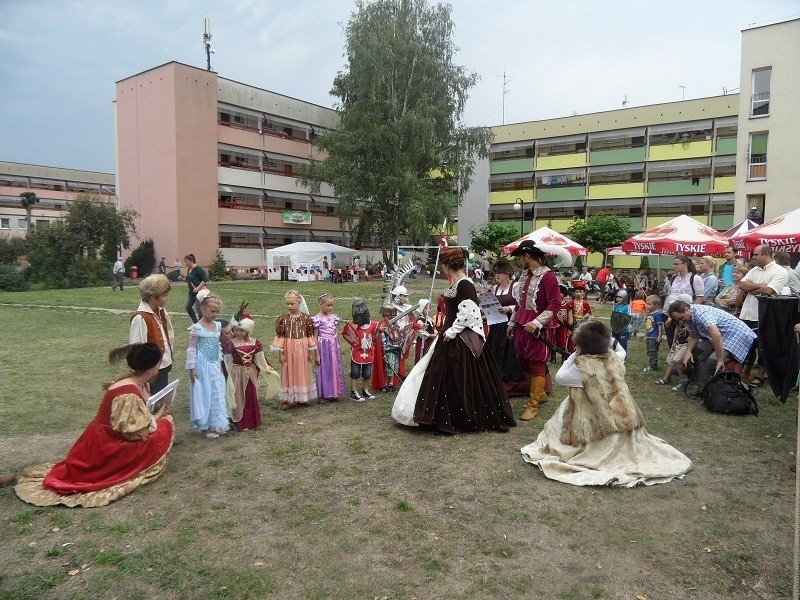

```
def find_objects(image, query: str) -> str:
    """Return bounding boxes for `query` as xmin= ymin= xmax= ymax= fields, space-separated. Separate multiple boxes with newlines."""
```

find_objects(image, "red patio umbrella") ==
xmin=502 ymin=226 xmax=588 ymax=257
xmin=621 ymin=214 xmax=729 ymax=257
xmin=728 ymin=207 xmax=800 ymax=254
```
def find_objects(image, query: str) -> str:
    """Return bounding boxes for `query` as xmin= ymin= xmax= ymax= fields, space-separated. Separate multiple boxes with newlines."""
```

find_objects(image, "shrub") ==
xmin=0 ymin=265 xmax=30 ymax=291
xmin=124 ymin=238 xmax=156 ymax=276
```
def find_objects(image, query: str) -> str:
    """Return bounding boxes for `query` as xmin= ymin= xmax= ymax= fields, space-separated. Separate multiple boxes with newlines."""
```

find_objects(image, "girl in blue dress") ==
xmin=186 ymin=292 xmax=229 ymax=438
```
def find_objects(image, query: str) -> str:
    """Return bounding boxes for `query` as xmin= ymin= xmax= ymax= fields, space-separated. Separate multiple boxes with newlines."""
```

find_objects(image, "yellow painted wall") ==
xmin=645 ymin=215 xmax=707 ymax=227
xmin=536 ymin=153 xmax=587 ymax=170
xmin=712 ymin=176 xmax=736 ymax=192
xmin=489 ymin=189 xmax=533 ymax=205
xmin=648 ymin=140 xmax=713 ymax=161
xmin=587 ymin=182 xmax=645 ymax=199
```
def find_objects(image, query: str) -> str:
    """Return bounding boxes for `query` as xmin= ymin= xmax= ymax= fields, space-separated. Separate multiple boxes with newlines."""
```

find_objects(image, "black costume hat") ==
xmin=509 ymin=240 xmax=546 ymax=258
xmin=126 ymin=343 xmax=162 ymax=371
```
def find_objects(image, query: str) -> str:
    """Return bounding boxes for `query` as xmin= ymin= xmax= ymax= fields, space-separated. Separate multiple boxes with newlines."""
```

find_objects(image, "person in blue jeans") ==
xmin=642 ymin=295 xmax=665 ymax=372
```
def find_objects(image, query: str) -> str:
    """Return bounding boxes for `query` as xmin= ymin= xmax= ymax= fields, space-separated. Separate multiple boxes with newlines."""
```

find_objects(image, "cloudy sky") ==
xmin=1 ymin=0 xmax=798 ymax=173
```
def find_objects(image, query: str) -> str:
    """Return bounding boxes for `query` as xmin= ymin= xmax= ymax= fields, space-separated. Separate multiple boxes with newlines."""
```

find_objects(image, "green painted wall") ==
xmin=715 ymin=137 xmax=737 ymax=155
xmin=589 ymin=147 xmax=646 ymax=166
xmin=490 ymin=157 xmax=534 ymax=175
xmin=711 ymin=213 xmax=734 ymax=230
xmin=536 ymin=186 xmax=585 ymax=202
xmin=648 ymin=178 xmax=710 ymax=196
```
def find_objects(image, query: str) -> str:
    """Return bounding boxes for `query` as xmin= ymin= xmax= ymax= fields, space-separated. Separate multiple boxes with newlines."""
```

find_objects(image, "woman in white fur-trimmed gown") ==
xmin=521 ymin=320 xmax=692 ymax=487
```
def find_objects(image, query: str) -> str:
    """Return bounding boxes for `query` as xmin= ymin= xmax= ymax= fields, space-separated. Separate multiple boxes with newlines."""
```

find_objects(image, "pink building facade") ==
xmin=0 ymin=161 xmax=115 ymax=238
xmin=115 ymin=61 xmax=344 ymax=271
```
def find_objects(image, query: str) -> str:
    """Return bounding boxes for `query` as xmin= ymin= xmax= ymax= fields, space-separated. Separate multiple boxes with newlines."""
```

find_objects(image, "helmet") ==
xmin=391 ymin=285 xmax=408 ymax=297
xmin=615 ymin=289 xmax=628 ymax=301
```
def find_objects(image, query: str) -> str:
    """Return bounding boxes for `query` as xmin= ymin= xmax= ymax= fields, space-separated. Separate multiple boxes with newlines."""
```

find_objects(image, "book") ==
xmin=477 ymin=292 xmax=509 ymax=326
xmin=146 ymin=379 xmax=179 ymax=414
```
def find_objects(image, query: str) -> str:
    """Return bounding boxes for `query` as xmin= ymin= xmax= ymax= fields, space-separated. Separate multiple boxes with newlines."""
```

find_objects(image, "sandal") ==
xmin=654 ymin=379 xmax=669 ymax=385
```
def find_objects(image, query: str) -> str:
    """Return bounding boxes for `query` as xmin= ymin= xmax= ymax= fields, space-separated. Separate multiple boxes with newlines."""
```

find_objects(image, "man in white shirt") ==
xmin=737 ymin=244 xmax=788 ymax=385
xmin=111 ymin=258 xmax=125 ymax=291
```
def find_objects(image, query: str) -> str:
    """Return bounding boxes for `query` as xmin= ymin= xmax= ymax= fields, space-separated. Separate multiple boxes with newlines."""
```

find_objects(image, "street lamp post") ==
xmin=513 ymin=197 xmax=528 ymax=237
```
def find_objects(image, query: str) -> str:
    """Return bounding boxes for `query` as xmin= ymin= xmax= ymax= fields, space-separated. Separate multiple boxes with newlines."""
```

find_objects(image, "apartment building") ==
xmin=460 ymin=17 xmax=800 ymax=263
xmin=0 ymin=161 xmax=116 ymax=238
xmin=736 ymin=17 xmax=800 ymax=222
xmin=115 ymin=61 xmax=342 ymax=269
xmin=482 ymin=94 xmax=739 ymax=239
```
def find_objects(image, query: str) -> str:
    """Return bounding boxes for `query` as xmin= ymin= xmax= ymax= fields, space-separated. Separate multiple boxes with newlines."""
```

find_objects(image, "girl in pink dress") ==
xmin=272 ymin=290 xmax=316 ymax=409
xmin=312 ymin=293 xmax=346 ymax=403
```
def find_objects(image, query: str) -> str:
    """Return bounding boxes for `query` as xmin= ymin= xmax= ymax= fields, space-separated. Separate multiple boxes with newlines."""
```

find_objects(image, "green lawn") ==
xmin=0 ymin=278 xmax=796 ymax=599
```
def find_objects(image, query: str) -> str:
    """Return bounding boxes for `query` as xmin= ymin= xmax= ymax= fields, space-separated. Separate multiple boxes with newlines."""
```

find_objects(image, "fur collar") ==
xmin=560 ymin=352 xmax=644 ymax=445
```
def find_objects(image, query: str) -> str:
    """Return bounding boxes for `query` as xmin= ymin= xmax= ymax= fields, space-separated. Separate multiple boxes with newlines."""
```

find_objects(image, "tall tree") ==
xmin=19 ymin=192 xmax=39 ymax=230
xmin=469 ymin=221 xmax=519 ymax=256
xmin=301 ymin=0 xmax=490 ymax=264
xmin=567 ymin=215 xmax=631 ymax=255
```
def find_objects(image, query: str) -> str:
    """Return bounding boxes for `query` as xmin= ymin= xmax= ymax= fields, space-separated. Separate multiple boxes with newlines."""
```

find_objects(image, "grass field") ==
xmin=0 ymin=278 xmax=796 ymax=599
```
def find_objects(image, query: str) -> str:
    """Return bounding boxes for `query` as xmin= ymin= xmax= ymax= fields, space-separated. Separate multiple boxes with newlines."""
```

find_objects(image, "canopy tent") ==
xmin=722 ymin=219 xmax=760 ymax=258
xmin=266 ymin=242 xmax=356 ymax=281
xmin=723 ymin=219 xmax=760 ymax=239
xmin=728 ymin=207 xmax=800 ymax=254
xmin=502 ymin=226 xmax=588 ymax=257
xmin=621 ymin=214 xmax=729 ymax=257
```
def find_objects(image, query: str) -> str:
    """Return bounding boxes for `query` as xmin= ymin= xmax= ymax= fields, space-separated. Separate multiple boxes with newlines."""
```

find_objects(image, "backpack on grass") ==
xmin=700 ymin=370 xmax=758 ymax=416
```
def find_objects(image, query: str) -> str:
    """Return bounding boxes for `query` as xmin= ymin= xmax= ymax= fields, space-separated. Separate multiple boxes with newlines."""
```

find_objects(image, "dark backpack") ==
xmin=700 ymin=370 xmax=758 ymax=416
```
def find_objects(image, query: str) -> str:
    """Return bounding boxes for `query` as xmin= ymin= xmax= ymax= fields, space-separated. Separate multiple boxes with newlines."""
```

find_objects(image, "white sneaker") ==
xmin=362 ymin=389 xmax=375 ymax=399
xmin=642 ymin=367 xmax=653 ymax=372
xmin=349 ymin=391 xmax=366 ymax=402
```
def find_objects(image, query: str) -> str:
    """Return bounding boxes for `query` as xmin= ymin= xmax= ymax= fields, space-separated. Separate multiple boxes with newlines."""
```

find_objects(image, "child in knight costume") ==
xmin=341 ymin=298 xmax=379 ymax=402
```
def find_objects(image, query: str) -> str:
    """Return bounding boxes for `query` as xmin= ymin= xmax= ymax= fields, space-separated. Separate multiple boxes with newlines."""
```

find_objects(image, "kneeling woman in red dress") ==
xmin=15 ymin=343 xmax=175 ymax=508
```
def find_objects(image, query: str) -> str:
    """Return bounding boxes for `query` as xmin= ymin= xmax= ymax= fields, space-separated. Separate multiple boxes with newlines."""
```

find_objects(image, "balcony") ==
xmin=489 ymin=189 xmax=533 ymax=205
xmin=648 ymin=140 xmax=712 ymax=161
xmin=589 ymin=147 xmax=646 ymax=166
xmin=712 ymin=176 xmax=736 ymax=193
xmin=490 ymin=157 xmax=534 ymax=175
xmin=715 ymin=137 xmax=737 ymax=155
xmin=536 ymin=152 xmax=587 ymax=170
xmin=536 ymin=186 xmax=585 ymax=202
xmin=588 ymin=182 xmax=645 ymax=200
xmin=648 ymin=178 xmax=710 ymax=196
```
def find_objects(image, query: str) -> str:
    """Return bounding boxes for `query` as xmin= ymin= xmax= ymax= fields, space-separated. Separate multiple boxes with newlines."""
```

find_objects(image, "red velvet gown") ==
xmin=15 ymin=383 xmax=174 ymax=507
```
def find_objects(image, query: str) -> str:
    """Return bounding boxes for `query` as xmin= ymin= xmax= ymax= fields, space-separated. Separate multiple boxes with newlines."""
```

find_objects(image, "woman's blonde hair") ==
xmin=318 ymin=292 xmax=334 ymax=304
xmin=285 ymin=289 xmax=302 ymax=300
xmin=700 ymin=256 xmax=718 ymax=276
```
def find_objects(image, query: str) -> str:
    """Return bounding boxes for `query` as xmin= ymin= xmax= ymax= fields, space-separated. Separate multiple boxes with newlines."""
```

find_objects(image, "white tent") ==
xmin=266 ymin=242 xmax=356 ymax=281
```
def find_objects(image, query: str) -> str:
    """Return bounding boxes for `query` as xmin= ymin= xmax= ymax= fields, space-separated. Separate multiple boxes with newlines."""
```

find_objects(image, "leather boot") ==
xmin=521 ymin=375 xmax=547 ymax=421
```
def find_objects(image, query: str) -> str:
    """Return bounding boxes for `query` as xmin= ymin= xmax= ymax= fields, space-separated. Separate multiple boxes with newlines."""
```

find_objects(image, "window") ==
xmin=17 ymin=218 xmax=27 ymax=230
xmin=751 ymin=68 xmax=771 ymax=117
xmin=746 ymin=195 xmax=765 ymax=224
xmin=749 ymin=133 xmax=768 ymax=179
xmin=0 ymin=218 xmax=9 ymax=229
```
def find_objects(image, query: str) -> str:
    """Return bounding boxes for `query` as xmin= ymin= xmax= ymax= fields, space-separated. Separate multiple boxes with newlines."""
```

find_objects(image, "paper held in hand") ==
xmin=146 ymin=379 xmax=179 ymax=414
xmin=477 ymin=292 xmax=509 ymax=326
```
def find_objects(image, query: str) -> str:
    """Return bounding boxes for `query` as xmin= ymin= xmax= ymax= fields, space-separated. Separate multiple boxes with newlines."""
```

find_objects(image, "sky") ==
xmin=1 ymin=0 xmax=799 ymax=174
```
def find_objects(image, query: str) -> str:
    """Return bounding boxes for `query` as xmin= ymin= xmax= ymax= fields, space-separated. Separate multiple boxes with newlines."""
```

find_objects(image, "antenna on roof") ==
xmin=622 ymin=94 xmax=628 ymax=109
xmin=203 ymin=18 xmax=215 ymax=72
xmin=495 ymin=68 xmax=511 ymax=125
xmin=679 ymin=84 xmax=686 ymax=101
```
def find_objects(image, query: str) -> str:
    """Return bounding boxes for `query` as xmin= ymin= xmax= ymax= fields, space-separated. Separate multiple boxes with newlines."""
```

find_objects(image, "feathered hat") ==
xmin=382 ymin=256 xmax=415 ymax=308
xmin=231 ymin=301 xmax=254 ymax=334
